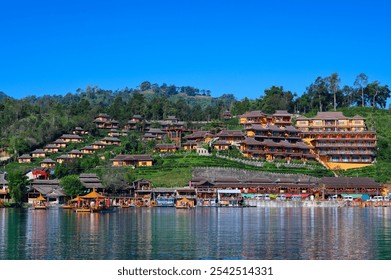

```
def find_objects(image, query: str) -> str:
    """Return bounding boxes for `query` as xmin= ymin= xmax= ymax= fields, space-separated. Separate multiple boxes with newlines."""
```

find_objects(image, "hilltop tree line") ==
xmin=230 ymin=73 xmax=390 ymax=116
xmin=0 ymin=73 xmax=390 ymax=155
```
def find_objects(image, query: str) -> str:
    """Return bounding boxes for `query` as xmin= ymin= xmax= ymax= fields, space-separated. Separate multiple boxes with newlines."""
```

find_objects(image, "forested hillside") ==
xmin=1 ymin=74 xmax=391 ymax=182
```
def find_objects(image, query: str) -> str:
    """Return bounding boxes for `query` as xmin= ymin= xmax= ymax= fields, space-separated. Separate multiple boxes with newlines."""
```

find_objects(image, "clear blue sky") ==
xmin=1 ymin=0 xmax=390 ymax=101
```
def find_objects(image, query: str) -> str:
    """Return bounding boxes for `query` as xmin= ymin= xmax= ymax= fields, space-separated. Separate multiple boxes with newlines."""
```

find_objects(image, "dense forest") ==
xmin=0 ymin=72 xmax=390 ymax=158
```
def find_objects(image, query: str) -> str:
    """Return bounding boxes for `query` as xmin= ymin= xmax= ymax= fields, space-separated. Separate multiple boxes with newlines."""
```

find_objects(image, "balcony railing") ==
xmin=318 ymin=150 xmax=374 ymax=155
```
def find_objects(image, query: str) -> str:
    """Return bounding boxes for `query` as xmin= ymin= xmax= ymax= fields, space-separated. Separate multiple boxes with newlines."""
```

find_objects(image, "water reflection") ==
xmin=0 ymin=207 xmax=390 ymax=260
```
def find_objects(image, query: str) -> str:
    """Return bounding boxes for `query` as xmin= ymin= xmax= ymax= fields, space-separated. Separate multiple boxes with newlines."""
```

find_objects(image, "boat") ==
xmin=74 ymin=190 xmax=115 ymax=213
xmin=175 ymin=197 xmax=195 ymax=209
xmin=75 ymin=207 xmax=92 ymax=213
xmin=32 ymin=194 xmax=48 ymax=210
xmin=62 ymin=196 xmax=84 ymax=210
xmin=155 ymin=196 xmax=175 ymax=207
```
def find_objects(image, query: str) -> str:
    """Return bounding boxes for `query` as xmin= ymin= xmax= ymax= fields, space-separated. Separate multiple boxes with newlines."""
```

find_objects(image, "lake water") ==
xmin=1 ymin=207 xmax=391 ymax=260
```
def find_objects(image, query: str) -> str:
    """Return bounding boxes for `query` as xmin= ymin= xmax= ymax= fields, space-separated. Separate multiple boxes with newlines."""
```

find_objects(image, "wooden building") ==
xmin=53 ymin=139 xmax=67 ymax=148
xmin=40 ymin=158 xmax=57 ymax=168
xmin=240 ymin=110 xmax=293 ymax=128
xmin=31 ymin=149 xmax=46 ymax=158
xmin=56 ymin=154 xmax=74 ymax=164
xmin=182 ymin=140 xmax=198 ymax=151
xmin=81 ymin=146 xmax=96 ymax=154
xmin=296 ymin=112 xmax=377 ymax=169
xmin=154 ymin=143 xmax=178 ymax=153
xmin=44 ymin=144 xmax=60 ymax=153
xmin=18 ymin=154 xmax=33 ymax=163
xmin=79 ymin=173 xmax=106 ymax=194
xmin=216 ymin=130 xmax=245 ymax=144
xmin=100 ymin=137 xmax=121 ymax=145
xmin=319 ymin=177 xmax=383 ymax=198
xmin=67 ymin=149 xmax=84 ymax=158
xmin=183 ymin=131 xmax=215 ymax=143
xmin=59 ymin=134 xmax=84 ymax=143
xmin=111 ymin=154 xmax=153 ymax=167
xmin=72 ymin=127 xmax=88 ymax=135
xmin=27 ymin=179 xmax=65 ymax=205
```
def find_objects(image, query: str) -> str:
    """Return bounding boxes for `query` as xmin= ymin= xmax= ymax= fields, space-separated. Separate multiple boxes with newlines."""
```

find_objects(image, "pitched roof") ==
xmin=241 ymin=137 xmax=263 ymax=145
xmin=111 ymin=154 xmax=153 ymax=161
xmin=217 ymin=130 xmax=244 ymax=137
xmin=60 ymin=134 xmax=83 ymax=139
xmin=240 ymin=110 xmax=266 ymax=118
xmin=18 ymin=154 xmax=32 ymax=159
xmin=155 ymin=143 xmax=177 ymax=149
xmin=102 ymin=137 xmax=121 ymax=142
xmin=273 ymin=110 xmax=292 ymax=116
xmin=41 ymin=158 xmax=56 ymax=164
xmin=45 ymin=144 xmax=59 ymax=149
xmin=314 ymin=111 xmax=346 ymax=119
xmin=68 ymin=149 xmax=83 ymax=154
xmin=31 ymin=149 xmax=46 ymax=154
xmin=320 ymin=177 xmax=380 ymax=188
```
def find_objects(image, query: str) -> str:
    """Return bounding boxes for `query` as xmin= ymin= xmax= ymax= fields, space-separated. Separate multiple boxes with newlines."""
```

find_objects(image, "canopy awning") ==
xmin=81 ymin=190 xmax=106 ymax=199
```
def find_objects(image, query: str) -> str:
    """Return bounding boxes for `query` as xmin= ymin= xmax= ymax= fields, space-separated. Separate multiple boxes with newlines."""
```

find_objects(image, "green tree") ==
xmin=60 ymin=175 xmax=85 ymax=197
xmin=354 ymin=73 xmax=368 ymax=107
xmin=327 ymin=73 xmax=340 ymax=110
xmin=8 ymin=171 xmax=28 ymax=204
xmin=139 ymin=81 xmax=151 ymax=91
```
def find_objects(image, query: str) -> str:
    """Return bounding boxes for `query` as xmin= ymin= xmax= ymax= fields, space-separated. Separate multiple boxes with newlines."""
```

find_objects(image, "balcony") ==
xmin=318 ymin=150 xmax=374 ymax=155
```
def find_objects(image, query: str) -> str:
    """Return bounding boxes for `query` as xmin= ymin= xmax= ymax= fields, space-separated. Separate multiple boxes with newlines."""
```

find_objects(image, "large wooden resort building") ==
xmin=296 ymin=112 xmax=377 ymax=170
xmin=239 ymin=110 xmax=315 ymax=162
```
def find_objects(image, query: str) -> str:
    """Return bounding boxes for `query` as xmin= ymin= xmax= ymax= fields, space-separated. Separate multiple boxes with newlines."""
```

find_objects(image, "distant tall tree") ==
xmin=327 ymin=73 xmax=341 ymax=110
xmin=306 ymin=77 xmax=330 ymax=112
xmin=366 ymin=81 xmax=391 ymax=108
xmin=341 ymin=85 xmax=355 ymax=107
xmin=354 ymin=73 xmax=368 ymax=107
xmin=139 ymin=81 xmax=151 ymax=91
xmin=260 ymin=86 xmax=294 ymax=114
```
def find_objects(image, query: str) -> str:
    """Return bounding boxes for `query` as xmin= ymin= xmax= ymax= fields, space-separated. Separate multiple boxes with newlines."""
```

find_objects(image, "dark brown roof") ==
xmin=102 ymin=137 xmax=121 ymax=142
xmin=81 ymin=146 xmax=96 ymax=150
xmin=31 ymin=149 xmax=46 ymax=154
xmin=45 ymin=144 xmax=59 ymax=149
xmin=241 ymin=137 xmax=263 ymax=145
xmin=41 ymin=158 xmax=56 ymax=163
xmin=112 ymin=154 xmax=153 ymax=161
xmin=266 ymin=124 xmax=285 ymax=132
xmin=246 ymin=124 xmax=268 ymax=131
xmin=241 ymin=110 xmax=266 ymax=118
xmin=262 ymin=139 xmax=282 ymax=147
xmin=68 ymin=149 xmax=83 ymax=154
xmin=285 ymin=125 xmax=301 ymax=133
xmin=212 ymin=140 xmax=231 ymax=145
xmin=184 ymin=131 xmax=214 ymax=139
xmin=60 ymin=134 xmax=83 ymax=140
xmin=273 ymin=110 xmax=292 ymax=116
xmin=182 ymin=140 xmax=198 ymax=146
xmin=53 ymin=139 xmax=67 ymax=144
xmin=217 ymin=130 xmax=244 ymax=137
xmin=320 ymin=177 xmax=380 ymax=188
xmin=156 ymin=143 xmax=177 ymax=149
xmin=314 ymin=112 xmax=346 ymax=119
xmin=18 ymin=154 xmax=32 ymax=159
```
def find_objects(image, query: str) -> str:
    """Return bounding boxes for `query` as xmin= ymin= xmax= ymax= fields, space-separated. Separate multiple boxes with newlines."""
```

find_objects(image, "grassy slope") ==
xmin=120 ymin=153 xmax=333 ymax=188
